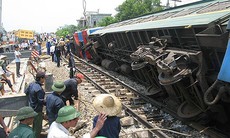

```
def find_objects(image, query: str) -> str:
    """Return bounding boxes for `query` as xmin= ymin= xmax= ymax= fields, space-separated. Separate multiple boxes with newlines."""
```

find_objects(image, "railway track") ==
xmin=62 ymin=55 xmax=213 ymax=138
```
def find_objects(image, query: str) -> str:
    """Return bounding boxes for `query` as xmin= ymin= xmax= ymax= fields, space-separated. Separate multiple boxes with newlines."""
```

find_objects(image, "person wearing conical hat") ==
xmin=92 ymin=94 xmax=122 ymax=138
xmin=48 ymin=106 xmax=107 ymax=138
xmin=9 ymin=106 xmax=38 ymax=138
xmin=46 ymin=81 xmax=66 ymax=126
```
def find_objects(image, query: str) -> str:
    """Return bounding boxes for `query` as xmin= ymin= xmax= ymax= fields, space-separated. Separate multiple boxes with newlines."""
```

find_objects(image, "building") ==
xmin=77 ymin=10 xmax=111 ymax=28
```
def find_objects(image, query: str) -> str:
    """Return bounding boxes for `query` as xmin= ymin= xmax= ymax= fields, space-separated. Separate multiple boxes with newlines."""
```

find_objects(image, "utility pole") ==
xmin=166 ymin=0 xmax=170 ymax=8
xmin=166 ymin=0 xmax=182 ymax=8
xmin=0 ymin=0 xmax=2 ymax=27
xmin=171 ymin=0 xmax=182 ymax=7
xmin=82 ymin=0 xmax=87 ymax=27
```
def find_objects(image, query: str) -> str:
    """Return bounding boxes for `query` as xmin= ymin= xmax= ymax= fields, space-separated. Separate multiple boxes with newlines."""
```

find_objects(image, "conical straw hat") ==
xmin=93 ymin=94 xmax=122 ymax=116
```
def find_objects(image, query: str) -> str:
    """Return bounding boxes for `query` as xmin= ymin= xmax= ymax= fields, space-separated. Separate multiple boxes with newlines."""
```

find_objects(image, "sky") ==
xmin=2 ymin=0 xmax=200 ymax=33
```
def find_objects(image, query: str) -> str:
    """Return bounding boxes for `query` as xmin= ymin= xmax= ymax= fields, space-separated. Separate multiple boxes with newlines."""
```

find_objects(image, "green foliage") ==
xmin=54 ymin=0 xmax=163 ymax=32
xmin=76 ymin=25 xmax=88 ymax=32
xmin=97 ymin=16 xmax=117 ymax=27
xmin=115 ymin=0 xmax=163 ymax=21
xmin=55 ymin=25 xmax=78 ymax=37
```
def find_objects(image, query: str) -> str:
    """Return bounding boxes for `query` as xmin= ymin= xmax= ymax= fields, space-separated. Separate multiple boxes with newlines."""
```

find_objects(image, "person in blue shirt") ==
xmin=37 ymin=41 xmax=42 ymax=55
xmin=46 ymin=40 xmax=51 ymax=55
xmin=24 ymin=71 xmax=46 ymax=138
xmin=92 ymin=94 xmax=122 ymax=138
xmin=61 ymin=73 xmax=84 ymax=111
xmin=46 ymin=81 xmax=66 ymax=126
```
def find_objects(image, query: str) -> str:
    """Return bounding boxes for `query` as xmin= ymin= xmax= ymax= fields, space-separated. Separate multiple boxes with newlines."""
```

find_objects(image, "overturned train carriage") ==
xmin=88 ymin=0 xmax=230 ymax=134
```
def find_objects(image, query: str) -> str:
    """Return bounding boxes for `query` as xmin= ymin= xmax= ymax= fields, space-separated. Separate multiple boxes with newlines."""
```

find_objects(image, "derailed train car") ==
xmin=87 ymin=0 xmax=230 ymax=134
xmin=73 ymin=27 xmax=103 ymax=60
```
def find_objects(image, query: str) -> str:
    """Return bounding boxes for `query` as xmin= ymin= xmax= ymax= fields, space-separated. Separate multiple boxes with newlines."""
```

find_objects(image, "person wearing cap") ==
xmin=14 ymin=45 xmax=22 ymax=78
xmin=48 ymin=106 xmax=107 ymax=138
xmin=92 ymin=94 xmax=122 ymax=138
xmin=24 ymin=71 xmax=46 ymax=138
xmin=0 ymin=114 xmax=10 ymax=137
xmin=0 ymin=60 xmax=16 ymax=93
xmin=9 ymin=106 xmax=37 ymax=138
xmin=46 ymin=81 xmax=66 ymax=126
xmin=60 ymin=73 xmax=84 ymax=110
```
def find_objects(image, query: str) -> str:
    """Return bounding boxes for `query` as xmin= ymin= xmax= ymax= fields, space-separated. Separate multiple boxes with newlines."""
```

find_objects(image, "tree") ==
xmin=97 ymin=17 xmax=117 ymax=27
xmin=115 ymin=0 xmax=163 ymax=21
xmin=55 ymin=25 xmax=78 ymax=37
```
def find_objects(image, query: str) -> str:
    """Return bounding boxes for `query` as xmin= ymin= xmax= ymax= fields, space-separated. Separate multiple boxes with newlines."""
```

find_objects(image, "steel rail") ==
xmin=63 ymin=55 xmax=228 ymax=138
xmin=74 ymin=56 xmax=228 ymax=138
xmin=62 ymin=56 xmax=170 ymax=138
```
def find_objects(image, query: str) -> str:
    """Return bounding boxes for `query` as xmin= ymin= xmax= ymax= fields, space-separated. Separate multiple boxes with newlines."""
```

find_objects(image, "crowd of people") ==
xmin=0 ymin=34 xmax=123 ymax=138
xmin=0 ymin=70 xmax=122 ymax=138
xmin=0 ymin=35 xmax=76 ymax=95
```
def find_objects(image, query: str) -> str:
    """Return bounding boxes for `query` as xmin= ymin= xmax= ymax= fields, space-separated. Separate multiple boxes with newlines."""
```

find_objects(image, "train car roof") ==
xmin=92 ymin=0 xmax=230 ymax=35
xmin=87 ymin=27 xmax=104 ymax=35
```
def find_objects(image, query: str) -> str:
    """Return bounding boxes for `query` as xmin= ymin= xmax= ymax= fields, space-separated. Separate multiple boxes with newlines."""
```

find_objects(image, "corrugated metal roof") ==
xmin=93 ymin=0 xmax=230 ymax=35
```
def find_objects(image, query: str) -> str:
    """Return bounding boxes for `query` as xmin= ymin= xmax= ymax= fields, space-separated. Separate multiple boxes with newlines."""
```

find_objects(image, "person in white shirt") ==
xmin=50 ymin=44 xmax=55 ymax=62
xmin=24 ymin=42 xmax=29 ymax=50
xmin=14 ymin=45 xmax=22 ymax=77
xmin=48 ymin=106 xmax=106 ymax=138
xmin=20 ymin=41 xmax=29 ymax=50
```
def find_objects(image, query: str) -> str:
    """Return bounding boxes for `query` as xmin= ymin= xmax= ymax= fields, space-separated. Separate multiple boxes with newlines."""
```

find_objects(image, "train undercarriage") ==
xmin=74 ymin=0 xmax=230 ymax=135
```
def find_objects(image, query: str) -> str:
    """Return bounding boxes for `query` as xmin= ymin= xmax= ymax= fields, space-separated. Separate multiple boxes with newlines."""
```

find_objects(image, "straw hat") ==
xmin=93 ymin=94 xmax=122 ymax=116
